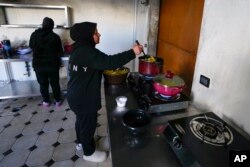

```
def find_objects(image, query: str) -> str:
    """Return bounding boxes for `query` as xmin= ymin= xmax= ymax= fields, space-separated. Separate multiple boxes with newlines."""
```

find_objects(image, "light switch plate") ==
xmin=200 ymin=75 xmax=210 ymax=88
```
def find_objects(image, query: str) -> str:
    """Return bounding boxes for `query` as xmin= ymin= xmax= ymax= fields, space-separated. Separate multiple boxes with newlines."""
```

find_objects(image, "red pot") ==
xmin=64 ymin=44 xmax=73 ymax=53
xmin=153 ymin=82 xmax=183 ymax=96
xmin=138 ymin=55 xmax=163 ymax=76
xmin=153 ymin=72 xmax=185 ymax=96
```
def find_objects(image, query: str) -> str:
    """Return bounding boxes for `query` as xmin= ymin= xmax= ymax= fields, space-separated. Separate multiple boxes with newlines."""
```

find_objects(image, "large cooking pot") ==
xmin=103 ymin=67 xmax=130 ymax=85
xmin=122 ymin=109 xmax=151 ymax=135
xmin=138 ymin=55 xmax=163 ymax=76
xmin=153 ymin=71 xmax=185 ymax=97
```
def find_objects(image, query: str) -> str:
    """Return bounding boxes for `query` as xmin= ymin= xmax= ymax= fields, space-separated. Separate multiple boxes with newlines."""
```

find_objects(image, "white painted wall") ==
xmin=0 ymin=0 xmax=149 ymax=81
xmin=191 ymin=0 xmax=250 ymax=134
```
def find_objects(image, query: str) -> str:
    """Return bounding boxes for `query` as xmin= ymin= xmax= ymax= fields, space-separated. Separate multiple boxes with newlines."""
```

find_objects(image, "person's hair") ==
xmin=42 ymin=17 xmax=54 ymax=31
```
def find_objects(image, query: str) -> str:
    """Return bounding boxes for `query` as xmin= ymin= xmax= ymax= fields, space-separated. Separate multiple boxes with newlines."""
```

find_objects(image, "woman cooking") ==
xmin=67 ymin=21 xmax=143 ymax=163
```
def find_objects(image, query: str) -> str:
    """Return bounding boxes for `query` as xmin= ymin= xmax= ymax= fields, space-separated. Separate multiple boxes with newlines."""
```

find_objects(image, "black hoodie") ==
xmin=67 ymin=22 xmax=135 ymax=114
xmin=29 ymin=27 xmax=63 ymax=72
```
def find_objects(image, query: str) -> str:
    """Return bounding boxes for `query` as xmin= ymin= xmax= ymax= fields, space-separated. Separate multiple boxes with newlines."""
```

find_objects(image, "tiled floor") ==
xmin=0 ymin=88 xmax=112 ymax=167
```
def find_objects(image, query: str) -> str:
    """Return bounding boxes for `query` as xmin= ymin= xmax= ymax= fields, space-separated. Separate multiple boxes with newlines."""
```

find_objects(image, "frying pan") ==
xmin=122 ymin=109 xmax=151 ymax=135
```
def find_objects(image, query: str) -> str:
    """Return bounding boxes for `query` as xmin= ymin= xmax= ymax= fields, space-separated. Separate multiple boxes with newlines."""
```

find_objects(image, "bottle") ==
xmin=3 ymin=40 xmax=12 ymax=58
xmin=0 ymin=42 xmax=3 ymax=55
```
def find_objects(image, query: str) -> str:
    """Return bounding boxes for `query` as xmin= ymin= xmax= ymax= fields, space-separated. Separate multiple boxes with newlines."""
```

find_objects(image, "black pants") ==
xmin=75 ymin=110 xmax=97 ymax=156
xmin=35 ymin=71 xmax=61 ymax=102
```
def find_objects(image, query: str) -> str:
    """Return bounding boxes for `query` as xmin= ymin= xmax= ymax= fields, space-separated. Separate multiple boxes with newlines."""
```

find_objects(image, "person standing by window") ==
xmin=29 ymin=17 xmax=64 ymax=107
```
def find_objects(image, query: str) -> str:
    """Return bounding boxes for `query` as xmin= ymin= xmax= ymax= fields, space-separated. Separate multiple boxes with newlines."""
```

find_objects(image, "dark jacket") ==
xmin=29 ymin=28 xmax=63 ymax=72
xmin=67 ymin=22 xmax=135 ymax=114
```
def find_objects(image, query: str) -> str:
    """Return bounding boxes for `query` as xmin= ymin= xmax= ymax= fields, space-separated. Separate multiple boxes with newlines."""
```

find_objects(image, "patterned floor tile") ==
xmin=0 ymin=123 xmax=25 ymax=139
xmin=11 ymin=134 xmax=38 ymax=150
xmin=35 ymin=131 xmax=59 ymax=147
xmin=74 ymin=158 xmax=98 ymax=167
xmin=97 ymin=125 xmax=108 ymax=137
xmin=48 ymin=111 xmax=67 ymax=122
xmin=0 ymin=86 xmax=111 ymax=167
xmin=11 ymin=113 xmax=32 ymax=126
xmin=43 ymin=121 xmax=63 ymax=133
xmin=61 ymin=116 xmax=75 ymax=130
xmin=98 ymin=115 xmax=108 ymax=125
xmin=0 ymin=115 xmax=13 ymax=126
xmin=0 ymin=149 xmax=30 ymax=167
xmin=98 ymin=107 xmax=107 ymax=115
xmin=0 ymin=137 xmax=16 ymax=154
xmin=29 ymin=111 xmax=50 ymax=123
xmin=58 ymin=129 xmax=76 ymax=144
xmin=22 ymin=122 xmax=45 ymax=135
xmin=52 ymin=142 xmax=76 ymax=161
xmin=51 ymin=160 xmax=74 ymax=167
xmin=26 ymin=146 xmax=54 ymax=166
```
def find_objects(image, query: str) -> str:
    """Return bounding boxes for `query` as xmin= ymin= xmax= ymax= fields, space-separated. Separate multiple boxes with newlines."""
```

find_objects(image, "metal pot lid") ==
xmin=153 ymin=73 xmax=185 ymax=87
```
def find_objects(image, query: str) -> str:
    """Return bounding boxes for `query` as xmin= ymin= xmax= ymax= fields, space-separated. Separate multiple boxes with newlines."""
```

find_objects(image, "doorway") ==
xmin=157 ymin=0 xmax=204 ymax=96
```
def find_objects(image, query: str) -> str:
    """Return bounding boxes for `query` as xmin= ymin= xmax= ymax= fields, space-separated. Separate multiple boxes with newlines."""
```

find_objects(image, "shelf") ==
xmin=0 ymin=24 xmax=69 ymax=29
xmin=0 ymin=3 xmax=71 ymax=29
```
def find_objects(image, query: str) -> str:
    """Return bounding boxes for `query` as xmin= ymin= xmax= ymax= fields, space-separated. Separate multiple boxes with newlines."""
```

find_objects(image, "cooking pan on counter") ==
xmin=122 ymin=109 xmax=151 ymax=135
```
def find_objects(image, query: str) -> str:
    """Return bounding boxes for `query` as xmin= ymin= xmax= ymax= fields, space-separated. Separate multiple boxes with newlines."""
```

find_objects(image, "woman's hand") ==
xmin=132 ymin=44 xmax=143 ymax=55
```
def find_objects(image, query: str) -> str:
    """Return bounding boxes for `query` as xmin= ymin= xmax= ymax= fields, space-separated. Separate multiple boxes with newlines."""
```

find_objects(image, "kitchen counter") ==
xmin=0 ymin=52 xmax=69 ymax=99
xmin=104 ymin=82 xmax=200 ymax=167
xmin=0 ymin=53 xmax=69 ymax=62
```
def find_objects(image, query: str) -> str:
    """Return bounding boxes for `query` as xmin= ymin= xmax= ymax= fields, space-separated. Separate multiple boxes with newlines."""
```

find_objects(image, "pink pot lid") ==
xmin=153 ymin=73 xmax=185 ymax=87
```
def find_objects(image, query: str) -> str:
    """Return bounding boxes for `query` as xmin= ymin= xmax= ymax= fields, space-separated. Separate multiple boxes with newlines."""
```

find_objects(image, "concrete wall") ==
xmin=0 ymin=0 xmax=159 ymax=81
xmin=191 ymin=0 xmax=250 ymax=134
xmin=1 ymin=0 xmax=249 ymax=135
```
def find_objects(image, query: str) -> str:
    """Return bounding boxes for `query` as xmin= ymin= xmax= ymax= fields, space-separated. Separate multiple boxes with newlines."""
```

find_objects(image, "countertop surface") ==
xmin=104 ymin=82 xmax=196 ymax=167
xmin=0 ymin=52 xmax=69 ymax=62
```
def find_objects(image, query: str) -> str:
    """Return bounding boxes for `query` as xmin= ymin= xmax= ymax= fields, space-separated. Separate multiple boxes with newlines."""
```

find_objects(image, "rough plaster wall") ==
xmin=133 ymin=0 xmax=160 ymax=72
xmin=191 ymin=0 xmax=250 ymax=134
xmin=148 ymin=0 xmax=160 ymax=56
xmin=0 ymin=0 xmax=155 ymax=81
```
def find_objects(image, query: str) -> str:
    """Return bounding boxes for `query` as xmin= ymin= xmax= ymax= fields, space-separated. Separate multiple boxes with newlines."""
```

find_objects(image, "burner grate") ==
xmin=127 ymin=72 xmax=189 ymax=113
xmin=189 ymin=116 xmax=233 ymax=146
xmin=154 ymin=92 xmax=181 ymax=102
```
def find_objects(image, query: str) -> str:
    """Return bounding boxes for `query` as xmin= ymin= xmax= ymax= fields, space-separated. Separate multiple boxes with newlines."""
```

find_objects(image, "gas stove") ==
xmin=127 ymin=72 xmax=189 ymax=113
xmin=164 ymin=112 xmax=250 ymax=167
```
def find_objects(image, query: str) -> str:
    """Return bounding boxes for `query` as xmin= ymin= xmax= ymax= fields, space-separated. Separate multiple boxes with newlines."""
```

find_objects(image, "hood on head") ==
xmin=42 ymin=17 xmax=54 ymax=32
xmin=70 ymin=22 xmax=97 ymax=47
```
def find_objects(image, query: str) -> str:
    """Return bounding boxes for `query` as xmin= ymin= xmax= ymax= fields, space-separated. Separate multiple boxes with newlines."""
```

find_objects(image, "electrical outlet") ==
xmin=200 ymin=75 xmax=210 ymax=88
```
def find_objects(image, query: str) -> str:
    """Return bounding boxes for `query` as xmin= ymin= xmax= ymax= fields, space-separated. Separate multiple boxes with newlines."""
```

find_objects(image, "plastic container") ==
xmin=2 ymin=40 xmax=12 ymax=58
xmin=115 ymin=96 xmax=127 ymax=107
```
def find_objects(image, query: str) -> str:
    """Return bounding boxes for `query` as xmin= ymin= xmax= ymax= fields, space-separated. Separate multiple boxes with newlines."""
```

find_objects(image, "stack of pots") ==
xmin=138 ymin=55 xmax=185 ymax=97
